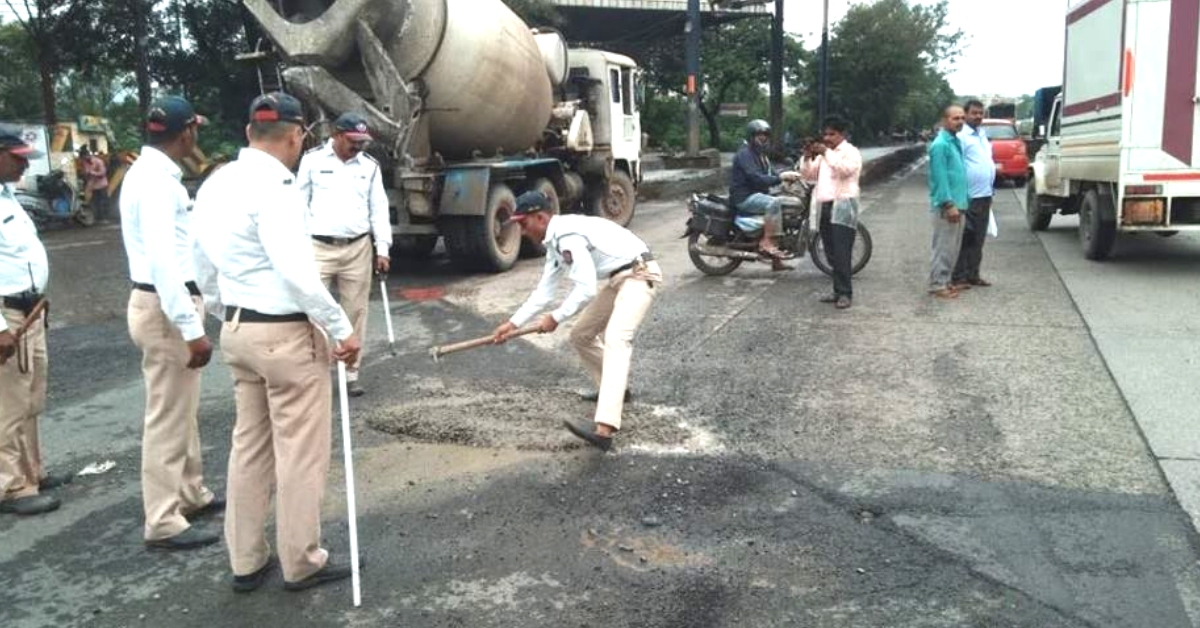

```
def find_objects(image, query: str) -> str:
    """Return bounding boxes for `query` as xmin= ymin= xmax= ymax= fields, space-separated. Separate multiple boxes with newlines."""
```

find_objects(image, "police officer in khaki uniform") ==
xmin=193 ymin=93 xmax=362 ymax=593
xmin=297 ymin=112 xmax=390 ymax=397
xmin=492 ymin=191 xmax=662 ymax=451
xmin=121 ymin=96 xmax=224 ymax=549
xmin=0 ymin=125 xmax=70 ymax=516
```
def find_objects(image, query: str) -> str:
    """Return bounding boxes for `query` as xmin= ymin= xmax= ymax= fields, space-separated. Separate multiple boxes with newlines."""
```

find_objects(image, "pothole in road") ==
xmin=363 ymin=384 xmax=726 ymax=454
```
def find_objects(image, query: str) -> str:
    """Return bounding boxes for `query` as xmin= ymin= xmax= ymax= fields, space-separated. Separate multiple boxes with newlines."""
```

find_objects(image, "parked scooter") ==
xmin=14 ymin=168 xmax=95 ymax=231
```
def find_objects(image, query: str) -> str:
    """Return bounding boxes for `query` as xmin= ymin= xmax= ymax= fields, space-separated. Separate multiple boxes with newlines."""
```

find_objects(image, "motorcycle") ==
xmin=683 ymin=182 xmax=873 ymax=277
xmin=14 ymin=169 xmax=95 ymax=231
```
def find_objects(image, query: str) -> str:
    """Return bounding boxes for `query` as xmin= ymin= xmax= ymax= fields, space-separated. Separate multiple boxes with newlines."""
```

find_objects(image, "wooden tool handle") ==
xmin=13 ymin=299 xmax=47 ymax=339
xmin=431 ymin=324 xmax=541 ymax=359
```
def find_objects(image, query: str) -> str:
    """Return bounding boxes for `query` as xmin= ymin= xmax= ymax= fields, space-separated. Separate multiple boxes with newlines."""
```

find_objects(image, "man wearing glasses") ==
xmin=297 ymin=112 xmax=391 ymax=397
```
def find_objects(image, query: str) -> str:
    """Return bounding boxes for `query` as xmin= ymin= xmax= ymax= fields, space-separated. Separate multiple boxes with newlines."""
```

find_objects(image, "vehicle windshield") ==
xmin=982 ymin=124 xmax=1018 ymax=140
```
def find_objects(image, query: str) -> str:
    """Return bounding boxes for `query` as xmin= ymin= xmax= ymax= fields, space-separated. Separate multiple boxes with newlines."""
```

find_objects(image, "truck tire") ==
xmin=589 ymin=170 xmax=636 ymax=227
xmin=1025 ymin=184 xmax=1053 ymax=231
xmin=1079 ymin=189 xmax=1116 ymax=260
xmin=520 ymin=178 xmax=559 ymax=258
xmin=442 ymin=183 xmax=521 ymax=272
xmin=391 ymin=235 xmax=440 ymax=259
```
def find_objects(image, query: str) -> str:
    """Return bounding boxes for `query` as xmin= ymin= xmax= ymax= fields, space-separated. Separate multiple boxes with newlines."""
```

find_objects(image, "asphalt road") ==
xmin=4 ymin=169 xmax=1200 ymax=628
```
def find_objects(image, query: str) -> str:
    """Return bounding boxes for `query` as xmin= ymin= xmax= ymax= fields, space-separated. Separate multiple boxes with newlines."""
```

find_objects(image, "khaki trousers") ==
xmin=568 ymin=261 xmax=662 ymax=430
xmin=220 ymin=319 xmax=332 ymax=581
xmin=0 ymin=306 xmax=46 ymax=502
xmin=127 ymin=290 xmax=214 ymax=540
xmin=313 ymin=237 xmax=372 ymax=381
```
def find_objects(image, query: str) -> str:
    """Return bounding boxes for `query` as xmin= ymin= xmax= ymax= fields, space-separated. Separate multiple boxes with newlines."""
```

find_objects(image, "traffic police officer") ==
xmin=193 ymin=93 xmax=362 ymax=592
xmin=492 ymin=192 xmax=662 ymax=452
xmin=121 ymin=96 xmax=224 ymax=549
xmin=0 ymin=125 xmax=68 ymax=516
xmin=297 ymin=112 xmax=390 ymax=397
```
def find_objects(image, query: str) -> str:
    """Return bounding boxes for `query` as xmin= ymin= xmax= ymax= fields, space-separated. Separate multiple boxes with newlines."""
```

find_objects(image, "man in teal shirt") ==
xmin=927 ymin=105 xmax=968 ymax=299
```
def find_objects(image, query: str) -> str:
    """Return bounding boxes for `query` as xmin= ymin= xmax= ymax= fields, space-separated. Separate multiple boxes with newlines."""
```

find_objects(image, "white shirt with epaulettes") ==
xmin=296 ymin=141 xmax=392 ymax=256
xmin=0 ymin=183 xmax=48 ymax=332
xmin=510 ymin=214 xmax=653 ymax=326
xmin=191 ymin=148 xmax=353 ymax=341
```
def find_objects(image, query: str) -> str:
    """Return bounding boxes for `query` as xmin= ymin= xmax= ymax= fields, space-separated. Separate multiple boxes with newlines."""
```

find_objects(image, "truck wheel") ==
xmin=520 ymin=178 xmax=559 ymax=258
xmin=1079 ymin=189 xmax=1116 ymax=260
xmin=391 ymin=235 xmax=439 ymax=259
xmin=589 ymin=170 xmax=636 ymax=227
xmin=1025 ymin=184 xmax=1053 ymax=231
xmin=442 ymin=183 xmax=521 ymax=272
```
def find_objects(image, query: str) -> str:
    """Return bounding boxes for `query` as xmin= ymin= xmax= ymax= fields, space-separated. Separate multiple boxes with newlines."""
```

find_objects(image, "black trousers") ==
xmin=820 ymin=201 xmax=856 ymax=297
xmin=952 ymin=196 xmax=992 ymax=283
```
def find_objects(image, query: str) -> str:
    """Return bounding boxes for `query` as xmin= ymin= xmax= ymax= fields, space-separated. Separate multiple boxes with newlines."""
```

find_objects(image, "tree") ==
xmin=2 ymin=0 xmax=91 ymax=125
xmin=505 ymin=0 xmax=562 ymax=26
xmin=641 ymin=18 xmax=805 ymax=150
xmin=797 ymin=0 xmax=962 ymax=143
xmin=0 ymin=22 xmax=43 ymax=121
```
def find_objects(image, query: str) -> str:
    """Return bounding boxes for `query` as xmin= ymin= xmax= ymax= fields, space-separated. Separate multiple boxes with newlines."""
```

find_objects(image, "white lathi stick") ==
xmin=380 ymin=279 xmax=396 ymax=349
xmin=337 ymin=360 xmax=362 ymax=607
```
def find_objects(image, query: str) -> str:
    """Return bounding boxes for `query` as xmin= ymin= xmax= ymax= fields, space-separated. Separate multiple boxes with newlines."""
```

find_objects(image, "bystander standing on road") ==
xmin=492 ymin=191 xmax=662 ymax=452
xmin=800 ymin=115 xmax=863 ymax=310
xmin=952 ymin=99 xmax=997 ymax=290
xmin=120 ymin=96 xmax=225 ymax=551
xmin=193 ymin=93 xmax=362 ymax=593
xmin=297 ymin=112 xmax=390 ymax=397
xmin=0 ymin=125 xmax=70 ymax=517
xmin=80 ymin=146 xmax=110 ymax=221
xmin=927 ymin=105 xmax=969 ymax=300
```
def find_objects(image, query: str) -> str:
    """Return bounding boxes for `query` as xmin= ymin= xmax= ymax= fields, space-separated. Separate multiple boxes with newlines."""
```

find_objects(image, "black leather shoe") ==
xmin=284 ymin=558 xmax=353 ymax=591
xmin=0 ymin=494 xmax=60 ymax=515
xmin=579 ymin=390 xmax=632 ymax=403
xmin=39 ymin=473 xmax=73 ymax=491
xmin=232 ymin=558 xmax=277 ymax=593
xmin=184 ymin=496 xmax=226 ymax=520
xmin=347 ymin=381 xmax=365 ymax=397
xmin=145 ymin=526 xmax=220 ymax=551
xmin=563 ymin=420 xmax=613 ymax=452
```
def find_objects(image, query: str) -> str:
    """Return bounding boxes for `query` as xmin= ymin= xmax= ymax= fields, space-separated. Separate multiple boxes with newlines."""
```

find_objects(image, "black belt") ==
xmin=224 ymin=307 xmax=308 ymax=324
xmin=2 ymin=293 xmax=42 ymax=315
xmin=312 ymin=233 xmax=369 ymax=246
xmin=609 ymin=252 xmax=656 ymax=278
xmin=133 ymin=282 xmax=202 ymax=297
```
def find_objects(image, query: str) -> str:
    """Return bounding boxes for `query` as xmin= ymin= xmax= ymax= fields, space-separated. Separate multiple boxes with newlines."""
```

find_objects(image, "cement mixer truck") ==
xmin=243 ymin=0 xmax=643 ymax=272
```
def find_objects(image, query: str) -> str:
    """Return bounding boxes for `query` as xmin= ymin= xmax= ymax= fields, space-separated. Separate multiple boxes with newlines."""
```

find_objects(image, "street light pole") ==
xmin=818 ymin=0 xmax=830 ymax=129
xmin=769 ymin=0 xmax=784 ymax=136
xmin=686 ymin=0 xmax=701 ymax=156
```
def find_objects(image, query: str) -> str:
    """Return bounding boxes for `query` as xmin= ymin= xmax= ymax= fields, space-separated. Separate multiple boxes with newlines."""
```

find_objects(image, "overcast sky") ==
xmin=781 ymin=0 xmax=1071 ymax=97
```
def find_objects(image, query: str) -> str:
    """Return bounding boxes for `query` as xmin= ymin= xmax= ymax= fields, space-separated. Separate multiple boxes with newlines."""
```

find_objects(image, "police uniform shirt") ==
xmin=0 ymin=183 xmax=48 ymax=331
xmin=509 ymin=214 xmax=651 ymax=327
xmin=120 ymin=146 xmax=205 ymax=341
xmin=296 ymin=140 xmax=391 ymax=256
xmin=191 ymin=148 xmax=353 ymax=341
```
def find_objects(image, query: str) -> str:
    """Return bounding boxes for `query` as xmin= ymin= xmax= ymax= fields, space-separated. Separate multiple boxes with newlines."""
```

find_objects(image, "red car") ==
xmin=981 ymin=118 xmax=1028 ymax=187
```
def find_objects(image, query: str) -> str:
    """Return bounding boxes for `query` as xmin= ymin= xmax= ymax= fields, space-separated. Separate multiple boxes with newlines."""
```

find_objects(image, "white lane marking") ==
xmin=46 ymin=240 xmax=110 ymax=251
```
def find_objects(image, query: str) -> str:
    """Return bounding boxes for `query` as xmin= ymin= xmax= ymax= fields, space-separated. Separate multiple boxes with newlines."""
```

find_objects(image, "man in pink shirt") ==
xmin=79 ymin=146 xmax=110 ymax=221
xmin=800 ymin=116 xmax=863 ymax=309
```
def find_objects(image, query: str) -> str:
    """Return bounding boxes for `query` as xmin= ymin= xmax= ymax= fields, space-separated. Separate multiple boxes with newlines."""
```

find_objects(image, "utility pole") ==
xmin=686 ymin=0 xmax=701 ymax=156
xmin=818 ymin=0 xmax=830 ymax=129
xmin=769 ymin=0 xmax=784 ymax=135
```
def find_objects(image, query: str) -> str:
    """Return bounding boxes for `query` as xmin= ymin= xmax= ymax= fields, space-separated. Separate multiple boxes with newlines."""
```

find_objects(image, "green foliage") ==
xmin=0 ymin=23 xmax=42 ymax=121
xmin=504 ymin=0 xmax=563 ymax=26
xmin=797 ymin=0 xmax=963 ymax=143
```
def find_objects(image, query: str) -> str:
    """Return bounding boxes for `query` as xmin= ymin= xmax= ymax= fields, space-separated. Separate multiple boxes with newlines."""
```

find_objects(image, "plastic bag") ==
xmin=987 ymin=207 xmax=999 ymax=238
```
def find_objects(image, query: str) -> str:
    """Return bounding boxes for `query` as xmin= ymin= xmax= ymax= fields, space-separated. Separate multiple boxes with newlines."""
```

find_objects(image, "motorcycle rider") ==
xmin=729 ymin=119 xmax=802 ymax=269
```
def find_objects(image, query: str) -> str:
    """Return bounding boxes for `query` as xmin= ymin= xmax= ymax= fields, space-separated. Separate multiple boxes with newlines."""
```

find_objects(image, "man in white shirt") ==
xmin=952 ymin=99 xmax=997 ymax=289
xmin=121 ymin=96 xmax=224 ymax=550
xmin=492 ymin=192 xmax=662 ymax=452
xmin=0 ymin=126 xmax=65 ymax=517
xmin=297 ymin=112 xmax=390 ymax=397
xmin=193 ymin=93 xmax=362 ymax=593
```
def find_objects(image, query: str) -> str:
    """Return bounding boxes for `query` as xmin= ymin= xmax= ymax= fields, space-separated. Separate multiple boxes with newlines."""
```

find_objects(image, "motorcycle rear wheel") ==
xmin=808 ymin=222 xmax=873 ymax=277
xmin=687 ymin=232 xmax=742 ymax=276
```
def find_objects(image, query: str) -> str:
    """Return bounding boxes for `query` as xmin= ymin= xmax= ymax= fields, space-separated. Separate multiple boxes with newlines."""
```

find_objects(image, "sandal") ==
xmin=759 ymin=246 xmax=786 ymax=261
xmin=968 ymin=278 xmax=992 ymax=287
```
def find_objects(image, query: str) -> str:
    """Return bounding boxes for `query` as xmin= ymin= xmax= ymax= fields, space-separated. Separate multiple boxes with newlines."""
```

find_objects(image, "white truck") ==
xmin=244 ymin=0 xmax=643 ymax=272
xmin=1026 ymin=0 xmax=1200 ymax=259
